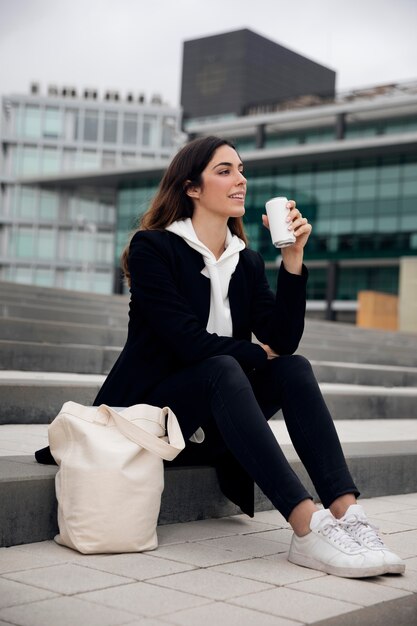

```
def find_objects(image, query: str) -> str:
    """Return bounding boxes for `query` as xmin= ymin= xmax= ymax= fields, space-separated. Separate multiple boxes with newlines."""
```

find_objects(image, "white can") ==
xmin=265 ymin=196 xmax=296 ymax=248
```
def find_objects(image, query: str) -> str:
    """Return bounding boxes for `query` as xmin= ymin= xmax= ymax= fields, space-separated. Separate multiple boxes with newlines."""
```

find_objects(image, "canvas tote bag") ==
xmin=48 ymin=401 xmax=185 ymax=554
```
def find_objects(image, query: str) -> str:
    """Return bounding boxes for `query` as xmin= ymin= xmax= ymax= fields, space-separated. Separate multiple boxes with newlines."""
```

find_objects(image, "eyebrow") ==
xmin=212 ymin=161 xmax=244 ymax=170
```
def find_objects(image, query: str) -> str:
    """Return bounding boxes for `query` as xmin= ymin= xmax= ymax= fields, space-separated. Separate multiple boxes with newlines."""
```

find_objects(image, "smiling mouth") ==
xmin=229 ymin=194 xmax=245 ymax=200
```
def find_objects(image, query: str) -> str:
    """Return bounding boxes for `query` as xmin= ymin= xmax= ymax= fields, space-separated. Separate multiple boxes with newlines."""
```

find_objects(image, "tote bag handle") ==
xmin=97 ymin=404 xmax=185 ymax=461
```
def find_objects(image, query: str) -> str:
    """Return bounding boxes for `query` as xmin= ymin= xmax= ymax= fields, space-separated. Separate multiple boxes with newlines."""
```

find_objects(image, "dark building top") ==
xmin=181 ymin=28 xmax=336 ymax=121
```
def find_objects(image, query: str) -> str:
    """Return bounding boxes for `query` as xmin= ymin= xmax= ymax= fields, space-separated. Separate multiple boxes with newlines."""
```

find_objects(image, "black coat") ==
xmin=94 ymin=229 xmax=308 ymax=515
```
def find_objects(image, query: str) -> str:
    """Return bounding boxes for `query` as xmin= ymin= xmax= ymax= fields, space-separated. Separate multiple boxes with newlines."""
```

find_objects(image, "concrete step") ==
xmin=317 ymin=382 xmax=417 ymax=420
xmin=298 ymin=342 xmax=417 ymax=367
xmin=304 ymin=319 xmax=417 ymax=347
xmin=0 ymin=301 xmax=128 ymax=327
xmin=310 ymin=360 xmax=417 ymax=387
xmin=303 ymin=331 xmax=417 ymax=355
xmin=1 ymin=372 xmax=417 ymax=424
xmin=0 ymin=317 xmax=127 ymax=347
xmin=3 ymin=316 xmax=414 ymax=365
xmin=301 ymin=330 xmax=417 ymax=352
xmin=0 ymin=280 xmax=128 ymax=307
xmin=1 ymin=436 xmax=416 ymax=547
xmin=2 ymin=333 xmax=417 ymax=388
xmin=0 ymin=340 xmax=119 ymax=374
xmin=0 ymin=374 xmax=103 ymax=424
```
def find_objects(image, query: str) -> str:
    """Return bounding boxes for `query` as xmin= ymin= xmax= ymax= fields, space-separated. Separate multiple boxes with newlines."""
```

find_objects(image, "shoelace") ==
xmin=341 ymin=514 xmax=385 ymax=548
xmin=319 ymin=518 xmax=364 ymax=553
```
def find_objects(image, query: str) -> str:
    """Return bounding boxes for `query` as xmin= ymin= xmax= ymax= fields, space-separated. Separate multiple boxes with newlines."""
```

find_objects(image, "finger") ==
xmin=262 ymin=214 xmax=270 ymax=229
xmin=286 ymin=207 xmax=301 ymax=223
xmin=293 ymin=222 xmax=313 ymax=238
xmin=288 ymin=215 xmax=308 ymax=231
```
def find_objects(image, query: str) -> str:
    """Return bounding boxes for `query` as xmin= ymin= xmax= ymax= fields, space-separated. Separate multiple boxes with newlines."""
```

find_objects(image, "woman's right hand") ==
xmin=260 ymin=343 xmax=279 ymax=359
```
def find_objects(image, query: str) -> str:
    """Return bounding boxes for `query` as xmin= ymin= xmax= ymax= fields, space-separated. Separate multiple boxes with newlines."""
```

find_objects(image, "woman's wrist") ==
xmin=281 ymin=248 xmax=304 ymax=275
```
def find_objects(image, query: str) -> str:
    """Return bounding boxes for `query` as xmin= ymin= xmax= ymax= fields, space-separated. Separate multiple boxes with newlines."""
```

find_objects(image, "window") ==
xmin=356 ymin=161 xmax=378 ymax=184
xmin=37 ymin=228 xmax=55 ymax=259
xmin=161 ymin=117 xmax=177 ymax=148
xmin=63 ymin=148 xmax=76 ymax=171
xmin=84 ymin=110 xmax=99 ymax=142
xmin=23 ymin=106 xmax=41 ymax=138
xmin=66 ymin=231 xmax=95 ymax=262
xmin=102 ymin=151 xmax=116 ymax=168
xmin=80 ymin=150 xmax=100 ymax=170
xmin=104 ymin=112 xmax=118 ymax=143
xmin=304 ymin=128 xmax=334 ymax=144
xmin=379 ymin=179 xmax=401 ymax=198
xmin=93 ymin=272 xmax=112 ymax=294
xmin=44 ymin=107 xmax=61 ymax=138
xmin=96 ymin=233 xmax=113 ymax=262
xmin=14 ymin=267 xmax=33 ymax=284
xmin=123 ymin=113 xmax=137 ymax=145
xmin=11 ymin=104 xmax=23 ymax=136
xmin=12 ymin=227 xmax=35 ymax=258
xmin=265 ymin=132 xmax=300 ymax=148
xmin=345 ymin=123 xmax=379 ymax=139
xmin=21 ymin=146 xmax=39 ymax=175
xmin=143 ymin=115 xmax=158 ymax=146
xmin=63 ymin=270 xmax=92 ymax=291
xmin=64 ymin=109 xmax=79 ymax=140
xmin=39 ymin=191 xmax=59 ymax=220
xmin=122 ymin=152 xmax=137 ymax=165
xmin=19 ymin=188 xmax=38 ymax=219
xmin=34 ymin=268 xmax=54 ymax=287
xmin=42 ymin=147 xmax=60 ymax=174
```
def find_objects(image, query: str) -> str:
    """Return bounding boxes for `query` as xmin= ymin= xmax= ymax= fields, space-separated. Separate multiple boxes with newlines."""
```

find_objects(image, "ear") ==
xmin=184 ymin=180 xmax=200 ymax=199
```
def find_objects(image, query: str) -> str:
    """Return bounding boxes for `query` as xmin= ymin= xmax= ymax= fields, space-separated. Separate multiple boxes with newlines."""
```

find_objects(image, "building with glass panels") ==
xmin=184 ymin=81 xmax=417 ymax=319
xmin=0 ymin=84 xmax=182 ymax=292
xmin=20 ymin=79 xmax=417 ymax=320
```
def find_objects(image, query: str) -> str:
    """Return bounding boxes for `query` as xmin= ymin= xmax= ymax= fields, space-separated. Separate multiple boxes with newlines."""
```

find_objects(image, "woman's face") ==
xmin=188 ymin=144 xmax=247 ymax=219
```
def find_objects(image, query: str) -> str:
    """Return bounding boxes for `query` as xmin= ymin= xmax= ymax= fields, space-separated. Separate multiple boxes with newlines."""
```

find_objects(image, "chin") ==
xmin=230 ymin=206 xmax=245 ymax=217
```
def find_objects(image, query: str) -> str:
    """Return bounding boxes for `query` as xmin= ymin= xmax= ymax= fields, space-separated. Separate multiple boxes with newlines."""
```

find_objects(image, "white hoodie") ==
xmin=166 ymin=218 xmax=246 ymax=337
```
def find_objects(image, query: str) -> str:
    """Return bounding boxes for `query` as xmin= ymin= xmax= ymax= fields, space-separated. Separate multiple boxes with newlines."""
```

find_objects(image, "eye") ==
xmin=219 ymin=169 xmax=230 ymax=175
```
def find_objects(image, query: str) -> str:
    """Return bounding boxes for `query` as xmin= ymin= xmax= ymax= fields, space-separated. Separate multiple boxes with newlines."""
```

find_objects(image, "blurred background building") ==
xmin=0 ymin=84 xmax=182 ymax=293
xmin=1 ymin=28 xmax=416 ymax=324
xmin=181 ymin=28 xmax=335 ymax=123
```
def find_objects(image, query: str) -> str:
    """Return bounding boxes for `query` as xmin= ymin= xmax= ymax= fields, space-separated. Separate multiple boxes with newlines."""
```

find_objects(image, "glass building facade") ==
xmin=243 ymin=152 xmax=416 ymax=300
xmin=9 ymin=80 xmax=417 ymax=314
xmin=0 ymin=87 xmax=182 ymax=292
xmin=114 ymin=151 xmax=417 ymax=303
xmin=113 ymin=85 xmax=417 ymax=315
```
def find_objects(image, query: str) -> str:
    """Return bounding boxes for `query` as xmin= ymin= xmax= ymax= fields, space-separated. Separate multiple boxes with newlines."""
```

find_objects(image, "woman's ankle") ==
xmin=288 ymin=499 xmax=319 ymax=537
xmin=329 ymin=494 xmax=357 ymax=519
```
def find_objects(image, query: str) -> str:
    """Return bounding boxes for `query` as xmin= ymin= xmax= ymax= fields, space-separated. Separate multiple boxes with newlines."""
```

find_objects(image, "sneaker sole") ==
xmin=288 ymin=552 xmax=386 ymax=578
xmin=383 ymin=563 xmax=406 ymax=575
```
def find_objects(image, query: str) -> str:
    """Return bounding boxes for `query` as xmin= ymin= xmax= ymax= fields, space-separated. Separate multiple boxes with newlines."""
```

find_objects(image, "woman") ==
xmin=37 ymin=136 xmax=404 ymax=578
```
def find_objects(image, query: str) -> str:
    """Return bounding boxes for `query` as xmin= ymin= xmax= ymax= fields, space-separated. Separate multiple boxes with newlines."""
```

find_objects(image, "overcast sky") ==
xmin=1 ymin=0 xmax=416 ymax=106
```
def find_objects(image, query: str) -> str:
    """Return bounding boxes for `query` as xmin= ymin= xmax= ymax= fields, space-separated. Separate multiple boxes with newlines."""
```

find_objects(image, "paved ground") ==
xmin=0 ymin=494 xmax=416 ymax=625
xmin=0 ymin=420 xmax=417 ymax=626
xmin=1 ymin=423 xmax=417 ymax=624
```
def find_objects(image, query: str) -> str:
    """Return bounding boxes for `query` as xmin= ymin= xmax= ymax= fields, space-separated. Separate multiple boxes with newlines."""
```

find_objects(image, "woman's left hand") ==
xmin=262 ymin=200 xmax=312 ymax=275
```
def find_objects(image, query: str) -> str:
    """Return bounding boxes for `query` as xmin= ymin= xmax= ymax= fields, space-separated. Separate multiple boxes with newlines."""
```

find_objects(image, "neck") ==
xmin=191 ymin=213 xmax=228 ymax=260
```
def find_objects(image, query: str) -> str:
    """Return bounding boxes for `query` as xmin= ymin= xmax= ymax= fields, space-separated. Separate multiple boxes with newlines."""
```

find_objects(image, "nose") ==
xmin=237 ymin=170 xmax=247 ymax=185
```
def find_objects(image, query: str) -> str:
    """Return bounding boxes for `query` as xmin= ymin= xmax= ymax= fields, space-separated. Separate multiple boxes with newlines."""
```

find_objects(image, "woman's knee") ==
xmin=203 ymin=355 xmax=248 ymax=388
xmin=288 ymin=354 xmax=313 ymax=373
xmin=271 ymin=354 xmax=315 ymax=383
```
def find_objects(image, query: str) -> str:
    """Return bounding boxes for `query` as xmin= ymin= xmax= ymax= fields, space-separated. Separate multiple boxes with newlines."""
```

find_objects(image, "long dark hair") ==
xmin=121 ymin=136 xmax=248 ymax=284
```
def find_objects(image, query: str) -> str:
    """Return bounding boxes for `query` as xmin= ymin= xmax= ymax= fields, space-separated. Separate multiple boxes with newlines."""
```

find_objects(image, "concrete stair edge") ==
xmin=1 ymin=442 xmax=417 ymax=548
xmin=2 ymin=380 xmax=417 ymax=424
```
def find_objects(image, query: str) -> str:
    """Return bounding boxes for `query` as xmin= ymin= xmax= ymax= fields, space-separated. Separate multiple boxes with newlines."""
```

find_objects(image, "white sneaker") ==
xmin=288 ymin=509 xmax=386 ymax=578
xmin=339 ymin=504 xmax=405 ymax=575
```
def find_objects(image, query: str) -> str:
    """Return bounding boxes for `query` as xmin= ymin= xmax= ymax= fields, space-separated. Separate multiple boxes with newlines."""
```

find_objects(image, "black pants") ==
xmin=144 ymin=354 xmax=359 ymax=520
